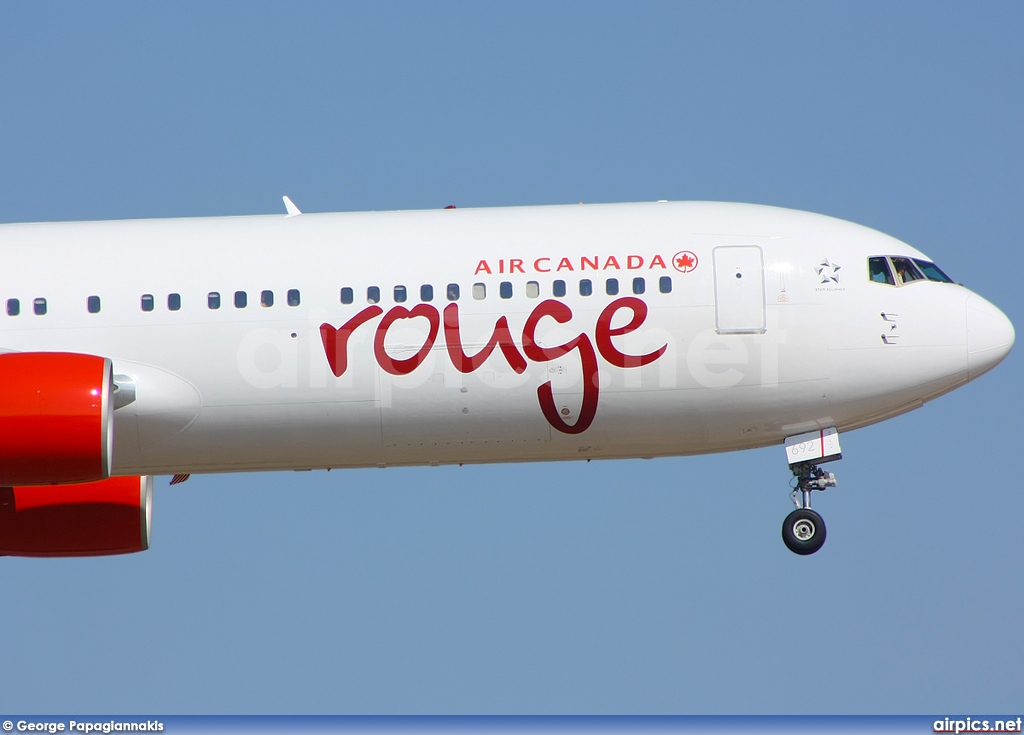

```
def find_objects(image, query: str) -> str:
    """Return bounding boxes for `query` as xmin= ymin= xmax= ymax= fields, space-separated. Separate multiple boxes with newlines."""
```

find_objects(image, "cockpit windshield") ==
xmin=891 ymin=257 xmax=925 ymax=283
xmin=912 ymin=259 xmax=953 ymax=283
xmin=868 ymin=256 xmax=954 ymax=286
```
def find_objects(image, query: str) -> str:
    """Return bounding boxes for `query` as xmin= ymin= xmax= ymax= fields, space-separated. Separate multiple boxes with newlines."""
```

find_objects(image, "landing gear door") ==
xmin=713 ymin=246 xmax=766 ymax=334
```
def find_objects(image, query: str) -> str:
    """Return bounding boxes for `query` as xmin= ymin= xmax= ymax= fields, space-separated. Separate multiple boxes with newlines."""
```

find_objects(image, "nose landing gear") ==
xmin=782 ymin=463 xmax=836 ymax=555
xmin=782 ymin=428 xmax=842 ymax=556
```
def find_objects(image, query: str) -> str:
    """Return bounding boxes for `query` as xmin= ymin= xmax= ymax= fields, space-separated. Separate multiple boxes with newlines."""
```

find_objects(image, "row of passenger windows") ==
xmin=140 ymin=289 xmax=303 ymax=312
xmin=3 ymin=277 xmax=675 ymax=317
xmin=4 ymin=289 xmax=302 ymax=316
xmin=5 ymin=298 xmax=48 ymax=316
xmin=346 ymin=276 xmax=674 ymax=305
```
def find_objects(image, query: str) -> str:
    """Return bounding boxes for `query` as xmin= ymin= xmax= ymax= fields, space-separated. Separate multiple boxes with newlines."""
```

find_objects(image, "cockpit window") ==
xmin=868 ymin=256 xmax=953 ymax=287
xmin=891 ymin=257 xmax=925 ymax=283
xmin=869 ymin=257 xmax=895 ymax=285
xmin=913 ymin=259 xmax=954 ymax=283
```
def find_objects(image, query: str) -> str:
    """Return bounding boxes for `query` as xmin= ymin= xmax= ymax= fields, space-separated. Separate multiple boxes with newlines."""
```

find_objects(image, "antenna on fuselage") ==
xmin=282 ymin=196 xmax=302 ymax=218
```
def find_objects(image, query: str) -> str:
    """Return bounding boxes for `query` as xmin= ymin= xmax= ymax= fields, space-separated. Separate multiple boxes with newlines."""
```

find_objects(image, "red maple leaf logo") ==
xmin=672 ymin=250 xmax=698 ymax=273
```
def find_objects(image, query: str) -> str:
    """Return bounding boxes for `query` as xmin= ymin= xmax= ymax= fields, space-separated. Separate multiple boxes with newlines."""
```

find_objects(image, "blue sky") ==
xmin=0 ymin=1 xmax=1021 ymax=715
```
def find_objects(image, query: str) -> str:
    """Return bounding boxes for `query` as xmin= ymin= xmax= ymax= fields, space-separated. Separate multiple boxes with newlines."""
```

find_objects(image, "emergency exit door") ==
xmin=713 ymin=246 xmax=766 ymax=333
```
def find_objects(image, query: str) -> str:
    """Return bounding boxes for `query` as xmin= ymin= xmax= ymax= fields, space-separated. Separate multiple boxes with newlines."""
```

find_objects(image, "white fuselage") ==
xmin=0 ymin=201 xmax=1013 ymax=476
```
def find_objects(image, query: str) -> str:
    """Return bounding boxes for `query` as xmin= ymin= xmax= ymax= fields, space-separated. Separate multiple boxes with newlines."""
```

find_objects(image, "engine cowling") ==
xmin=0 ymin=352 xmax=113 ymax=485
xmin=0 ymin=475 xmax=152 ymax=557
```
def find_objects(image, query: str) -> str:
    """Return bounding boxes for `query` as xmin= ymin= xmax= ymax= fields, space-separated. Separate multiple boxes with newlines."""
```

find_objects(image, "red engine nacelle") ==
xmin=0 ymin=475 xmax=152 ymax=557
xmin=0 ymin=352 xmax=113 ymax=485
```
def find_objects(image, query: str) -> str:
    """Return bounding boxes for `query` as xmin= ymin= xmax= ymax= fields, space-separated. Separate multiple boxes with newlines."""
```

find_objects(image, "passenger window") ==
xmin=208 ymin=292 xmax=221 ymax=309
xmin=168 ymin=293 xmax=181 ymax=311
xmin=553 ymin=280 xmax=566 ymax=297
xmin=394 ymin=285 xmax=407 ymax=303
xmin=891 ymin=257 xmax=924 ymax=284
xmin=340 ymin=287 xmax=353 ymax=305
xmin=141 ymin=294 xmax=154 ymax=312
xmin=525 ymin=281 xmax=540 ymax=298
xmin=579 ymin=279 xmax=592 ymax=297
xmin=34 ymin=298 xmax=47 ymax=316
xmin=6 ymin=298 xmax=19 ymax=316
xmin=473 ymin=283 xmax=486 ymax=300
xmin=261 ymin=290 xmax=274 ymax=307
xmin=234 ymin=291 xmax=247 ymax=309
xmin=287 ymin=289 xmax=301 ymax=306
xmin=420 ymin=284 xmax=433 ymax=302
xmin=87 ymin=296 xmax=101 ymax=314
xmin=633 ymin=277 xmax=646 ymax=295
xmin=367 ymin=286 xmax=380 ymax=304
xmin=868 ymin=257 xmax=895 ymax=285
xmin=659 ymin=276 xmax=672 ymax=293
xmin=606 ymin=278 xmax=619 ymax=296
xmin=913 ymin=259 xmax=954 ymax=283
xmin=446 ymin=283 xmax=460 ymax=301
xmin=500 ymin=281 xmax=513 ymax=299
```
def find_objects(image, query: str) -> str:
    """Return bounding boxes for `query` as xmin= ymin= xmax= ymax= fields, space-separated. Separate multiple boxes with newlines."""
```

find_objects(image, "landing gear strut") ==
xmin=782 ymin=463 xmax=836 ymax=555
xmin=782 ymin=428 xmax=841 ymax=556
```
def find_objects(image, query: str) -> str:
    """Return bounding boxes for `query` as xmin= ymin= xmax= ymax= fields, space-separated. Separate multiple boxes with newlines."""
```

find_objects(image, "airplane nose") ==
xmin=966 ymin=293 xmax=1015 ymax=380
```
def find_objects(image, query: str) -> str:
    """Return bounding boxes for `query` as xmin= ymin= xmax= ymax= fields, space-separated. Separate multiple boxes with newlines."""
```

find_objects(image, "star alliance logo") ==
xmin=816 ymin=259 xmax=841 ymax=284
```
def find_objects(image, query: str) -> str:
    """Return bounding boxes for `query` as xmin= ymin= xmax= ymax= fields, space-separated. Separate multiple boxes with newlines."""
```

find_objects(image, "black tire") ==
xmin=782 ymin=508 xmax=826 ymax=555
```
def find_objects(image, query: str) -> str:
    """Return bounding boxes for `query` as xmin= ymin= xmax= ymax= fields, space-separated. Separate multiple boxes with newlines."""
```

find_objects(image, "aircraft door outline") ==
xmin=713 ymin=245 xmax=767 ymax=334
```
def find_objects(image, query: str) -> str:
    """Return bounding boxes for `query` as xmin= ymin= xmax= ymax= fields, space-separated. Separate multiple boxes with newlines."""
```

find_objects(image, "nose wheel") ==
xmin=782 ymin=508 xmax=826 ymax=555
